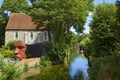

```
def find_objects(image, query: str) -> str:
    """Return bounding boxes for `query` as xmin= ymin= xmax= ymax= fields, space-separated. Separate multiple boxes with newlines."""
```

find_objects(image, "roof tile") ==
xmin=6 ymin=13 xmax=45 ymax=30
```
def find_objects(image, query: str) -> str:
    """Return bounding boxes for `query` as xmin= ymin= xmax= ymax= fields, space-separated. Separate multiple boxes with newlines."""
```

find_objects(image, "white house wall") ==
xmin=5 ymin=30 xmax=49 ymax=45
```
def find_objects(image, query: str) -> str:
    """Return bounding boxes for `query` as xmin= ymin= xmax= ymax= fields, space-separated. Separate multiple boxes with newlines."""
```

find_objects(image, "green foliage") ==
xmin=78 ymin=34 xmax=90 ymax=48
xmin=0 ymin=9 xmax=8 ymax=46
xmin=69 ymin=47 xmax=80 ymax=63
xmin=23 ymin=62 xmax=28 ymax=72
xmin=0 ymin=57 xmax=22 ymax=80
xmin=1 ymin=49 xmax=13 ymax=58
xmin=29 ymin=0 xmax=94 ymax=44
xmin=89 ymin=54 xmax=120 ymax=80
xmin=0 ymin=46 xmax=14 ymax=58
xmin=88 ymin=3 xmax=120 ymax=80
xmin=26 ymin=65 xmax=70 ymax=80
xmin=0 ymin=0 xmax=29 ymax=46
xmin=90 ymin=3 xmax=118 ymax=57
xmin=1 ymin=0 xmax=29 ymax=13
xmin=115 ymin=0 xmax=120 ymax=51
xmin=6 ymin=40 xmax=18 ymax=49
xmin=0 ymin=40 xmax=20 ymax=58
xmin=69 ymin=32 xmax=78 ymax=47
xmin=45 ymin=43 xmax=66 ymax=65
xmin=39 ymin=57 xmax=51 ymax=66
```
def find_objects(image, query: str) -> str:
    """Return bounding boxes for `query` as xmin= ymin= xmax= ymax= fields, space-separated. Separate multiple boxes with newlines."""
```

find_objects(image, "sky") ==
xmin=83 ymin=0 xmax=116 ymax=34
xmin=0 ymin=0 xmax=117 ymax=34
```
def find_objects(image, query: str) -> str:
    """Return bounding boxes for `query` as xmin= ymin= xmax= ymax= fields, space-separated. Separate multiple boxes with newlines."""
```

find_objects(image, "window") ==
xmin=37 ymin=33 xmax=41 ymax=43
xmin=44 ymin=31 xmax=48 ymax=41
xmin=30 ymin=32 xmax=33 ymax=40
xmin=15 ymin=32 xmax=18 ymax=39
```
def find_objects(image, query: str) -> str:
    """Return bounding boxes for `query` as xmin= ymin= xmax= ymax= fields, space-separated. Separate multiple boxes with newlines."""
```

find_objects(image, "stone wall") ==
xmin=5 ymin=30 xmax=50 ymax=45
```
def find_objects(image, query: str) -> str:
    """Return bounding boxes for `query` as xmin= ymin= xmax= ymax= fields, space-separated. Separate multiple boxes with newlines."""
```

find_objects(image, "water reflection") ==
xmin=69 ymin=55 xmax=89 ymax=80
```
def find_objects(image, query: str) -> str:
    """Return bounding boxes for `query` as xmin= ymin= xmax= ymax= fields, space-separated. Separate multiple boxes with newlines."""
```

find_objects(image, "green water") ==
xmin=23 ymin=65 xmax=70 ymax=80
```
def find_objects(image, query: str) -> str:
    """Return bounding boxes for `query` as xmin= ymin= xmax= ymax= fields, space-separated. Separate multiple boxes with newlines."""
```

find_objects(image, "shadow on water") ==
xmin=69 ymin=55 xmax=89 ymax=80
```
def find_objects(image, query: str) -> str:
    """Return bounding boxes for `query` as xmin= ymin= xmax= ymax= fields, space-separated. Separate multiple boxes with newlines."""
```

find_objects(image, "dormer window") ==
xmin=15 ymin=32 xmax=18 ymax=39
xmin=44 ymin=31 xmax=48 ymax=41
xmin=30 ymin=32 xmax=33 ymax=40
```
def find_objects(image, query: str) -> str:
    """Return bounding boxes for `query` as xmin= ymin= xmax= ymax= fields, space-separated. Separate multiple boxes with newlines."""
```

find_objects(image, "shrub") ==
xmin=0 ymin=46 xmax=14 ymax=58
xmin=6 ymin=40 xmax=21 ymax=50
xmin=39 ymin=57 xmax=52 ymax=66
xmin=45 ymin=43 xmax=66 ymax=65
xmin=0 ymin=56 xmax=22 ymax=80
xmin=23 ymin=62 xmax=28 ymax=72
xmin=89 ymin=54 xmax=120 ymax=80
xmin=2 ymin=50 xmax=14 ymax=58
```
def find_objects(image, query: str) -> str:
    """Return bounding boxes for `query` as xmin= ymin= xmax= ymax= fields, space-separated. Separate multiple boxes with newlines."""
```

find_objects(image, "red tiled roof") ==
xmin=6 ymin=13 xmax=46 ymax=30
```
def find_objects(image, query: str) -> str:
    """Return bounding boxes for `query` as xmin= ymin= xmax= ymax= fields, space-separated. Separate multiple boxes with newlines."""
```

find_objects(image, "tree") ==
xmin=89 ymin=3 xmax=120 ymax=80
xmin=29 ymin=0 xmax=94 ymax=63
xmin=0 ymin=0 xmax=29 ymax=46
xmin=0 ymin=8 xmax=8 ymax=46
xmin=90 ymin=3 xmax=117 ymax=57
xmin=1 ymin=0 xmax=29 ymax=13
xmin=29 ymin=0 xmax=94 ymax=42
xmin=115 ymin=0 xmax=120 ymax=53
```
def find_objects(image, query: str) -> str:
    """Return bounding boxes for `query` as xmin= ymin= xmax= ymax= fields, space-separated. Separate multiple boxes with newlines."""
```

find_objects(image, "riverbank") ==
xmin=15 ymin=58 xmax=40 ymax=68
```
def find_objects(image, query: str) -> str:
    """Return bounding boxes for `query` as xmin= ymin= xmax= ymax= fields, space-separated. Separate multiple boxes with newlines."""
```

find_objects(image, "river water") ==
xmin=19 ymin=55 xmax=89 ymax=80
xmin=69 ymin=55 xmax=89 ymax=80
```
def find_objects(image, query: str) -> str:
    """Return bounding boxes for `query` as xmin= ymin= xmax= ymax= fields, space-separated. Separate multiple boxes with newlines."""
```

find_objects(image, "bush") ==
xmin=0 ymin=56 xmax=22 ymax=80
xmin=23 ymin=62 xmax=28 ymax=72
xmin=89 ymin=54 xmax=120 ymax=80
xmin=2 ymin=50 xmax=14 ymax=58
xmin=6 ymin=40 xmax=21 ymax=50
xmin=45 ymin=43 xmax=66 ymax=65
xmin=0 ymin=46 xmax=14 ymax=58
xmin=0 ymin=40 xmax=21 ymax=58
xmin=39 ymin=57 xmax=52 ymax=66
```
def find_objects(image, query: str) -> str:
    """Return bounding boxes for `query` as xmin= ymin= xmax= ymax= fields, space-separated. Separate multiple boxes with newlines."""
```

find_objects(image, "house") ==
xmin=5 ymin=13 xmax=52 ymax=45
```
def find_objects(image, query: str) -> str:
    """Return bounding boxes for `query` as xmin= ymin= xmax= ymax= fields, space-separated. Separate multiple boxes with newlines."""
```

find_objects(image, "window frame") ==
xmin=30 ymin=32 xmax=34 ymax=40
xmin=14 ymin=31 xmax=19 ymax=40
xmin=44 ymin=31 xmax=48 ymax=41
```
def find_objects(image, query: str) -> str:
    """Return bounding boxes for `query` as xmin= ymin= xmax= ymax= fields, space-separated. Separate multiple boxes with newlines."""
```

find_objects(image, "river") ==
xmin=18 ymin=55 xmax=89 ymax=80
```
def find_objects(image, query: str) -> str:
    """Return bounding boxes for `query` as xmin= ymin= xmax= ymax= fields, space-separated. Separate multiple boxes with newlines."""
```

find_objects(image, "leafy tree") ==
xmin=88 ymin=3 xmax=120 ymax=80
xmin=90 ymin=3 xmax=117 ymax=57
xmin=70 ymin=32 xmax=78 ymax=48
xmin=1 ymin=0 xmax=29 ymax=13
xmin=29 ymin=0 xmax=94 ymax=42
xmin=116 ymin=0 xmax=120 ymax=22
xmin=115 ymin=0 xmax=120 ymax=54
xmin=45 ymin=43 xmax=66 ymax=64
xmin=78 ymin=34 xmax=90 ymax=47
xmin=79 ymin=34 xmax=90 ymax=50
xmin=0 ymin=9 xmax=8 ymax=46
xmin=29 ymin=0 xmax=94 ymax=63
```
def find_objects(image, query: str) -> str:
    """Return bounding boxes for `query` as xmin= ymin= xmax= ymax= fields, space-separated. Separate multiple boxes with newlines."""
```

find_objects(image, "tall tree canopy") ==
xmin=115 ymin=0 xmax=120 ymax=55
xmin=29 ymin=0 xmax=94 ymax=43
xmin=116 ymin=0 xmax=120 ymax=41
xmin=1 ymin=0 xmax=29 ymax=13
xmin=90 ymin=3 xmax=117 ymax=57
